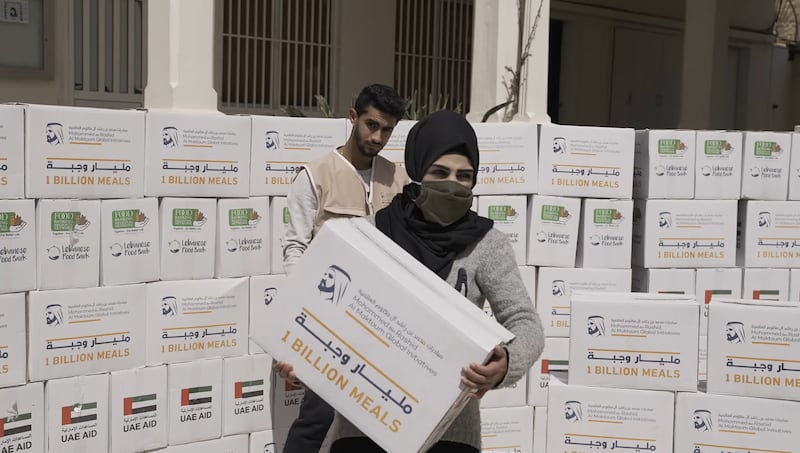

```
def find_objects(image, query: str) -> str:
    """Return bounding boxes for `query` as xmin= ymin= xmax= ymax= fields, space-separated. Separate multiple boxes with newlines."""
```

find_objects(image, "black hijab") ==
xmin=375 ymin=111 xmax=493 ymax=280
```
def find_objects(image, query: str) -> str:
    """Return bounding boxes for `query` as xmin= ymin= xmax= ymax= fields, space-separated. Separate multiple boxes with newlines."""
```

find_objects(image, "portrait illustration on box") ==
xmin=587 ymin=315 xmax=605 ymax=337
xmin=693 ymin=409 xmax=712 ymax=432
xmin=725 ymin=321 xmax=745 ymax=344
xmin=564 ymin=400 xmax=583 ymax=422
xmin=318 ymin=265 xmax=350 ymax=305
xmin=162 ymin=296 xmax=178 ymax=317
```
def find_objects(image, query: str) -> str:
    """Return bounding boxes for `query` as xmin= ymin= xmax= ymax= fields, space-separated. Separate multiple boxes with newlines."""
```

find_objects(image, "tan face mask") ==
xmin=413 ymin=180 xmax=474 ymax=226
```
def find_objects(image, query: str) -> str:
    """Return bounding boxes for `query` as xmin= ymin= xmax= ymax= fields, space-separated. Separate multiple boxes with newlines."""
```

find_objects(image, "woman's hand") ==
xmin=274 ymin=360 xmax=303 ymax=387
xmin=460 ymin=345 xmax=508 ymax=399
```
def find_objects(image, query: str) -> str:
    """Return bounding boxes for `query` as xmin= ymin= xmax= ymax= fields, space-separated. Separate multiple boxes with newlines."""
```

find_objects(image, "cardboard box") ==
xmin=250 ymin=274 xmax=287 ymax=354
xmin=109 ymin=365 xmax=167 ymax=453
xmin=251 ymin=218 xmax=514 ymax=453
xmin=27 ymin=284 xmax=146 ymax=382
xmin=480 ymin=371 xmax=526 ymax=409
xmin=0 ymin=292 xmax=26 ymax=388
xmin=250 ymin=430 xmax=284 ymax=453
xmin=707 ymin=299 xmax=800 ymax=401
xmin=24 ymin=104 xmax=145 ymax=199
xmin=569 ymin=292 xmax=700 ymax=392
xmin=477 ymin=195 xmax=527 ymax=264
xmin=159 ymin=197 xmax=216 ymax=281
xmin=631 ymin=268 xmax=695 ymax=295
xmin=0 ymin=105 xmax=24 ymax=199
xmin=167 ymin=359 xmax=223 ymax=445
xmin=538 ymin=124 xmax=635 ymax=198
xmin=0 ymin=199 xmax=36 ymax=294
xmin=157 ymin=434 xmax=249 ymax=453
xmin=633 ymin=199 xmax=737 ymax=268
xmin=792 ymin=268 xmax=800 ymax=301
xmin=741 ymin=131 xmax=792 ymax=200
xmin=222 ymin=355 xmax=272 ymax=435
xmin=269 ymin=372 xmax=304 ymax=430
xmin=633 ymin=129 xmax=696 ymax=199
xmin=144 ymin=110 xmax=250 ymax=197
xmin=270 ymin=197 xmax=288 ymax=274
xmin=791 ymin=132 xmax=800 ymax=200
xmin=675 ymin=391 xmax=800 ymax=452
xmin=146 ymin=278 xmax=249 ymax=365
xmin=536 ymin=267 xmax=631 ymax=337
xmin=374 ymin=120 xmax=415 ymax=168
xmin=100 ymin=197 xmax=160 ymax=286
xmin=45 ymin=374 xmax=109 ymax=453
xmin=699 ymin=336 xmax=708 ymax=381
xmin=739 ymin=200 xmax=800 ymax=268
xmin=577 ymin=199 xmax=633 ymax=268
xmin=542 ymin=337 xmax=570 ymax=372
xmin=216 ymin=197 xmax=270 ymax=278
xmin=527 ymin=354 xmax=567 ymax=407
xmin=547 ymin=384 xmax=674 ymax=453
xmin=742 ymin=268 xmax=790 ymax=301
xmin=695 ymin=130 xmax=743 ymax=199
xmin=471 ymin=122 xmax=538 ymax=195
xmin=526 ymin=195 xmax=581 ymax=267
xmin=36 ymin=199 xmax=100 ymax=290
xmin=479 ymin=406 xmax=533 ymax=452
xmin=250 ymin=116 xmax=347 ymax=196
xmin=532 ymin=407 xmax=546 ymax=453
xmin=0 ymin=382 xmax=44 ymax=453
xmin=695 ymin=268 xmax=742 ymax=336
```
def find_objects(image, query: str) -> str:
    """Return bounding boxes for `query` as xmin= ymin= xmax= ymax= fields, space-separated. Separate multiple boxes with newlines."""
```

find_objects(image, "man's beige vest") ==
xmin=306 ymin=152 xmax=408 ymax=236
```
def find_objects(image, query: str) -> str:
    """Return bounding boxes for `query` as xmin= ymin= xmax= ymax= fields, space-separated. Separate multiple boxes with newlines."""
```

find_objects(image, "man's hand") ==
xmin=274 ymin=360 xmax=303 ymax=387
xmin=460 ymin=345 xmax=508 ymax=399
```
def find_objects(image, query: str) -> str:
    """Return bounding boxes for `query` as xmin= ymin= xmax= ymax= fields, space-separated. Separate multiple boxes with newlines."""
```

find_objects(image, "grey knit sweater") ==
xmin=329 ymin=227 xmax=545 ymax=450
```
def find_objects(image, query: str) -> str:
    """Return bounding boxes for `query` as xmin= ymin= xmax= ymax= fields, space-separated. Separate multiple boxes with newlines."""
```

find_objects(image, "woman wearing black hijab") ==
xmin=327 ymin=111 xmax=545 ymax=452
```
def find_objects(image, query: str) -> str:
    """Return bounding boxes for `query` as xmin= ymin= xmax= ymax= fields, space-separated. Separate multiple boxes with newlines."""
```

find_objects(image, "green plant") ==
xmin=404 ymin=90 xmax=463 ymax=120
xmin=280 ymin=94 xmax=337 ymax=118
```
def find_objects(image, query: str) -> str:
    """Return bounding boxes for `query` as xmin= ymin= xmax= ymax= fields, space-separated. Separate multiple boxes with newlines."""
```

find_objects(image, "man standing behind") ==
xmin=280 ymin=83 xmax=407 ymax=452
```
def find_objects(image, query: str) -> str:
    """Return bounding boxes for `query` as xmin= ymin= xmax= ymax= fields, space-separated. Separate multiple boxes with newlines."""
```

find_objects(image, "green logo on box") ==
xmin=704 ymin=140 xmax=727 ymax=155
xmin=51 ymin=211 xmax=82 ymax=232
xmin=657 ymin=139 xmax=683 ymax=155
xmin=0 ymin=212 xmax=17 ymax=233
xmin=229 ymin=208 xmax=259 ymax=226
xmin=754 ymin=141 xmax=777 ymax=157
xmin=282 ymin=207 xmax=290 ymax=224
xmin=112 ymin=209 xmax=142 ymax=229
xmin=488 ymin=205 xmax=516 ymax=221
xmin=541 ymin=205 xmax=565 ymax=221
xmin=593 ymin=208 xmax=620 ymax=224
xmin=172 ymin=208 xmax=203 ymax=227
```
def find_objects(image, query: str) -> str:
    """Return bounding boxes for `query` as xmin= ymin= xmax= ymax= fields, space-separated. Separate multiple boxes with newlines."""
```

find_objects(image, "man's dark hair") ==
xmin=354 ymin=84 xmax=405 ymax=121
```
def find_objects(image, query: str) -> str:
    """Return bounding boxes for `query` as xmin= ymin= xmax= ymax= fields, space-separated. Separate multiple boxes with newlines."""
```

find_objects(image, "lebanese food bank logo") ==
xmin=487 ymin=205 xmax=518 ymax=222
xmin=725 ymin=321 xmax=746 ymax=344
xmin=0 ymin=402 xmax=32 ymax=438
xmin=61 ymin=402 xmax=97 ymax=425
xmin=45 ymin=123 xmax=64 ymax=146
xmin=162 ymin=127 xmax=179 ymax=148
xmin=693 ymin=409 xmax=713 ymax=432
xmin=181 ymin=386 xmax=212 ymax=407
xmin=234 ymin=380 xmax=265 ymax=399
xmin=123 ymin=394 xmax=157 ymax=416
xmin=657 ymin=211 xmax=672 ymax=228
xmin=754 ymin=141 xmax=782 ymax=157
xmin=172 ymin=208 xmax=206 ymax=227
xmin=564 ymin=400 xmax=583 ymax=422
xmin=51 ymin=211 xmax=91 ymax=233
xmin=757 ymin=211 xmax=772 ymax=228
xmin=704 ymin=139 xmax=733 ymax=156
xmin=553 ymin=137 xmax=567 ymax=154
xmin=264 ymin=130 xmax=281 ymax=152
xmin=657 ymin=138 xmax=687 ymax=155
xmin=593 ymin=208 xmax=623 ymax=225
xmin=0 ymin=212 xmax=26 ymax=233
xmin=318 ymin=265 xmax=351 ymax=306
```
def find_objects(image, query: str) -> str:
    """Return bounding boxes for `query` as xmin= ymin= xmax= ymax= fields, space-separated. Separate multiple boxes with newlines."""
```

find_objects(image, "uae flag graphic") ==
xmin=657 ymin=290 xmax=685 ymax=295
xmin=234 ymin=380 xmax=264 ymax=399
xmin=181 ymin=386 xmax=212 ymax=406
xmin=123 ymin=394 xmax=157 ymax=416
xmin=0 ymin=412 xmax=32 ymax=437
xmin=61 ymin=402 xmax=97 ymax=425
xmin=705 ymin=289 xmax=733 ymax=304
xmin=540 ymin=360 xmax=550 ymax=374
xmin=753 ymin=289 xmax=780 ymax=300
